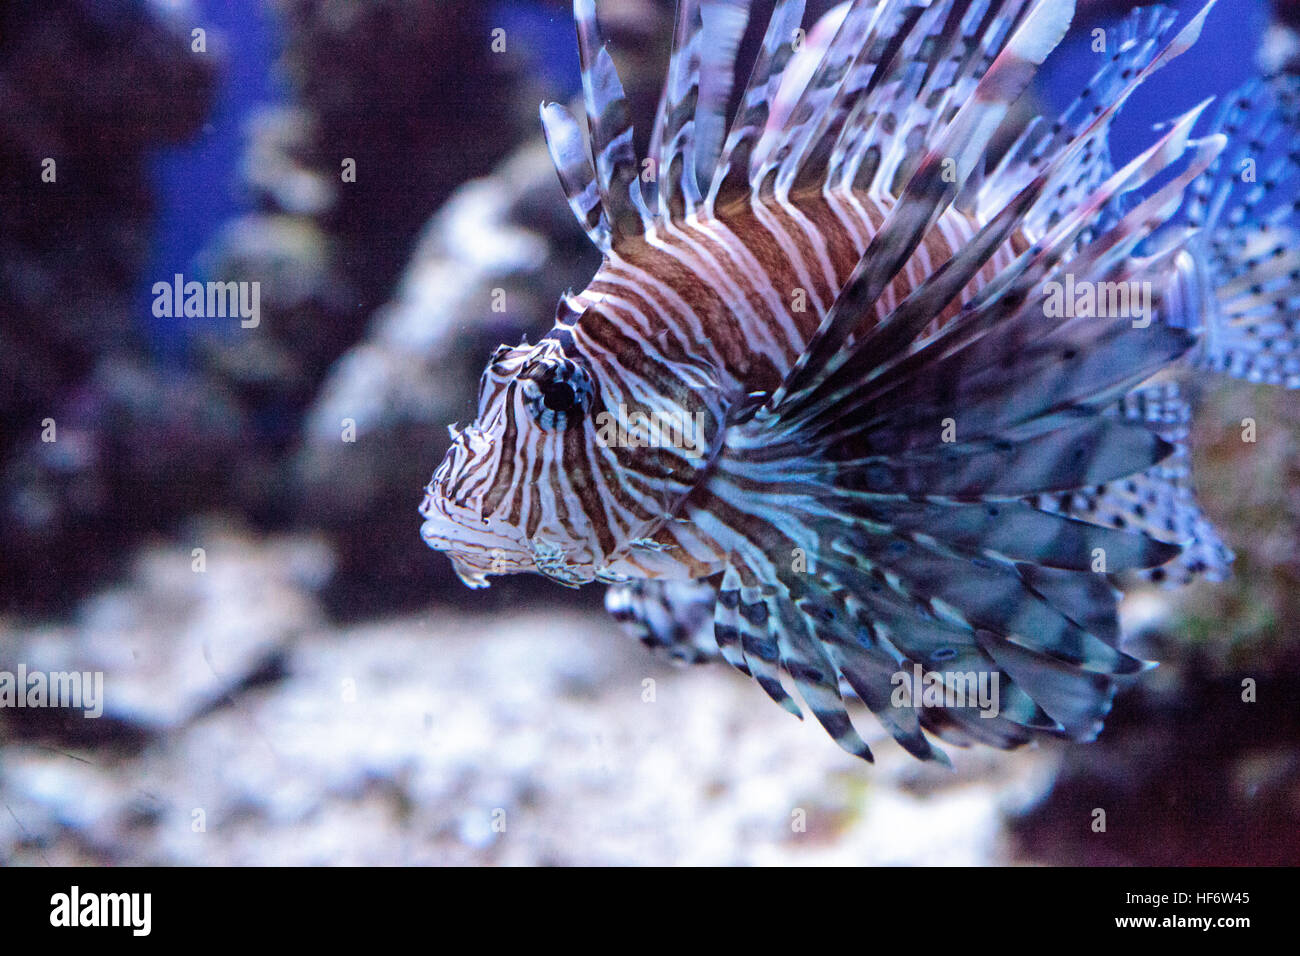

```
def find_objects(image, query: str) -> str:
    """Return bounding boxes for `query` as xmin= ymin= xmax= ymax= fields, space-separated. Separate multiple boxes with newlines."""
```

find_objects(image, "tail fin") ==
xmin=1183 ymin=76 xmax=1300 ymax=386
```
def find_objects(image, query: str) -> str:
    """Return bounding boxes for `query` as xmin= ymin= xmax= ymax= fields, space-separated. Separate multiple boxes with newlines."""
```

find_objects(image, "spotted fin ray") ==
xmin=605 ymin=578 xmax=721 ymax=664
xmin=1180 ymin=76 xmax=1300 ymax=386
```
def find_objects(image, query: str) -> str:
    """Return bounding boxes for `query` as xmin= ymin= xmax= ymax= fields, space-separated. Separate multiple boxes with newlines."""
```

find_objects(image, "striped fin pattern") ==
xmin=694 ymin=0 xmax=753 ymax=197
xmin=716 ymin=565 xmax=806 ymax=717
xmin=541 ymin=102 xmax=611 ymax=251
xmin=830 ymin=0 xmax=1028 ymax=202
xmin=751 ymin=0 xmax=887 ymax=199
xmin=573 ymin=0 xmax=652 ymax=244
xmin=605 ymin=578 xmax=721 ymax=663
xmin=649 ymin=0 xmax=706 ymax=219
xmin=771 ymin=0 xmax=1079 ymax=406
xmin=662 ymin=4 xmax=1233 ymax=761
xmin=709 ymin=0 xmax=807 ymax=211
xmin=977 ymin=4 xmax=1180 ymax=230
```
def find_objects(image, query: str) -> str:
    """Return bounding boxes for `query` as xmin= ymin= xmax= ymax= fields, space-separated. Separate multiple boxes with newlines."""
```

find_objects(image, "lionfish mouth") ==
xmin=418 ymin=481 xmax=537 ymax=588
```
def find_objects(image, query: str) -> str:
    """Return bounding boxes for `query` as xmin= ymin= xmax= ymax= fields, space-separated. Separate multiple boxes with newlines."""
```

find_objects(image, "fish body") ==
xmin=420 ymin=0 xmax=1300 ymax=762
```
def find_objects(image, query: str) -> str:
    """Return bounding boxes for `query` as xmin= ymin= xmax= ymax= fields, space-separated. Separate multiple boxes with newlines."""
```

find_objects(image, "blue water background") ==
xmin=144 ymin=0 xmax=283 ymax=359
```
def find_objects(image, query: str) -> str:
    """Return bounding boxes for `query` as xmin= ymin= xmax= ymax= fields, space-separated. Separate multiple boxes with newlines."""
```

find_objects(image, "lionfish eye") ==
xmin=539 ymin=377 xmax=578 ymax=413
xmin=521 ymin=358 xmax=592 ymax=428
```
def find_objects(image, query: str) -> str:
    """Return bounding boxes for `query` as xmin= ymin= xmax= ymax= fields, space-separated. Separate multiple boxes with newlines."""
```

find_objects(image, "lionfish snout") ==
xmin=419 ymin=492 xmax=538 ymax=588
xmin=418 ymin=430 xmax=538 ymax=587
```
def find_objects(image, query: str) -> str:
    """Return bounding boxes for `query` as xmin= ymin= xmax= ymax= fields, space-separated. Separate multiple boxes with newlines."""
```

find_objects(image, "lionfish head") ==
xmin=420 ymin=331 xmax=606 ymax=589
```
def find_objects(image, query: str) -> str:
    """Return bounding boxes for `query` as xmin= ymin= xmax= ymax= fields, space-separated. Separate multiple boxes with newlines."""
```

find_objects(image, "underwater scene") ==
xmin=2 ymin=0 xmax=1300 ymax=868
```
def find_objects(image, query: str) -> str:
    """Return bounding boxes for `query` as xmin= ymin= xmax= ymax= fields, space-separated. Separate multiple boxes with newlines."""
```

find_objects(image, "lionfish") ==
xmin=420 ymin=0 xmax=1300 ymax=764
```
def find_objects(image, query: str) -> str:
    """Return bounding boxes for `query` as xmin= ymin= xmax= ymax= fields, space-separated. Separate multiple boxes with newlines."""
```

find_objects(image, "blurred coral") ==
xmin=1011 ymin=381 xmax=1300 ymax=865
xmin=0 ymin=0 xmax=217 ymax=611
